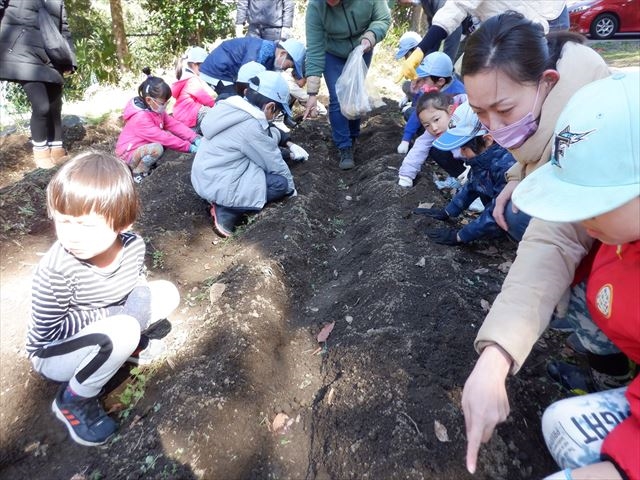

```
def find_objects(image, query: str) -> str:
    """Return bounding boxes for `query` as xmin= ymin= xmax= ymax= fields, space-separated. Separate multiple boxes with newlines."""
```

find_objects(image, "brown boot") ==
xmin=33 ymin=147 xmax=55 ymax=169
xmin=50 ymin=146 xmax=69 ymax=165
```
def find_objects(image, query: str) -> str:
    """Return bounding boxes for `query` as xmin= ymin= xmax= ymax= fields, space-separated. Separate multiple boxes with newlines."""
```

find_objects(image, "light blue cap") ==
xmin=280 ymin=38 xmax=306 ymax=79
xmin=416 ymin=51 xmax=453 ymax=79
xmin=249 ymin=70 xmax=293 ymax=117
xmin=513 ymin=71 xmax=640 ymax=222
xmin=395 ymin=31 xmax=421 ymax=60
xmin=434 ymin=102 xmax=487 ymax=151
xmin=237 ymin=61 xmax=266 ymax=83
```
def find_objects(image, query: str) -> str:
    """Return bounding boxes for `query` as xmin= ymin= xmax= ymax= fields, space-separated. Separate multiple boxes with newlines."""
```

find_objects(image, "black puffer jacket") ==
xmin=0 ymin=0 xmax=75 ymax=84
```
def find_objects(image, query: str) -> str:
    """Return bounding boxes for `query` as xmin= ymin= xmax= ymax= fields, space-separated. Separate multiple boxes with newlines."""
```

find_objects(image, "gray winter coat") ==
xmin=191 ymin=96 xmax=295 ymax=210
xmin=236 ymin=0 xmax=294 ymax=28
xmin=0 ymin=0 xmax=75 ymax=84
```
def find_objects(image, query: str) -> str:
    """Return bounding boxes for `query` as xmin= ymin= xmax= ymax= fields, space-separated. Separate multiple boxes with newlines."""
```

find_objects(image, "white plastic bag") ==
xmin=335 ymin=45 xmax=371 ymax=120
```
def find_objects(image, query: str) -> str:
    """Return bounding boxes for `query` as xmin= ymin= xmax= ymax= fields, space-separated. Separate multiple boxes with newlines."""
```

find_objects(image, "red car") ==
xmin=569 ymin=0 xmax=640 ymax=39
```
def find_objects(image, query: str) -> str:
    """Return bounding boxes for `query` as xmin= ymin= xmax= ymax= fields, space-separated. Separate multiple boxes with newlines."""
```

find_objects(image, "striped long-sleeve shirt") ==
xmin=27 ymin=232 xmax=146 ymax=356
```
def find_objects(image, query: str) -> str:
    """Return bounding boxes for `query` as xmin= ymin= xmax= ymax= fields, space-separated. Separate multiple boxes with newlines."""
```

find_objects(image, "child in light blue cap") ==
xmin=414 ymin=101 xmax=517 ymax=245
xmin=397 ymin=51 xmax=466 ymax=155
xmin=192 ymin=71 xmax=300 ymax=238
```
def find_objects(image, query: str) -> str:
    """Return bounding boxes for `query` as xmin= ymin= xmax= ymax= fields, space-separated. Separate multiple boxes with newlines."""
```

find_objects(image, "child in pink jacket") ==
xmin=171 ymin=47 xmax=216 ymax=134
xmin=115 ymin=68 xmax=200 ymax=183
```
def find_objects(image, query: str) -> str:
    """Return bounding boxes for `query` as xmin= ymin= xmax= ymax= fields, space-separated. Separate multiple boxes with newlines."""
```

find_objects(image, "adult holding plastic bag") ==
xmin=303 ymin=0 xmax=390 ymax=170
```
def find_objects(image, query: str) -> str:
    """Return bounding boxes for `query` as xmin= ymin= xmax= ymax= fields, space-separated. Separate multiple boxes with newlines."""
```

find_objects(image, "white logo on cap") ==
xmin=552 ymin=125 xmax=595 ymax=168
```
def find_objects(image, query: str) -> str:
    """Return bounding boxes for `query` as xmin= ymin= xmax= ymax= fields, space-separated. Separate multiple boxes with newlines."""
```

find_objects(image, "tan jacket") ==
xmin=474 ymin=42 xmax=610 ymax=374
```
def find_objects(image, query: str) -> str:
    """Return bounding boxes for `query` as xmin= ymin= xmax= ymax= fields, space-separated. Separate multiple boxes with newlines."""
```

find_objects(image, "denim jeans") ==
xmin=324 ymin=50 xmax=372 ymax=150
xmin=217 ymin=173 xmax=290 ymax=222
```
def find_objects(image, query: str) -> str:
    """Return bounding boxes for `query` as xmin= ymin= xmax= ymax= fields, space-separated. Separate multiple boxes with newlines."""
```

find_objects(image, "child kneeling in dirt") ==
xmin=27 ymin=151 xmax=180 ymax=446
xmin=115 ymin=68 xmax=201 ymax=183
xmin=413 ymin=102 xmax=517 ymax=245
xmin=191 ymin=70 xmax=296 ymax=238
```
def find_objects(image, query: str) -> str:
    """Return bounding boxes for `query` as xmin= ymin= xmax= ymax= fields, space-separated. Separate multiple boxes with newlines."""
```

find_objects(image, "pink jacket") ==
xmin=171 ymin=72 xmax=216 ymax=128
xmin=115 ymin=97 xmax=197 ymax=162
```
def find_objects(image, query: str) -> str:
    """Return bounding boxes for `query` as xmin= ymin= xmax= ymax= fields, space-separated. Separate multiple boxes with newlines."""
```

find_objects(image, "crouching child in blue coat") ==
xmin=191 ymin=70 xmax=296 ymax=238
xmin=414 ymin=102 xmax=516 ymax=245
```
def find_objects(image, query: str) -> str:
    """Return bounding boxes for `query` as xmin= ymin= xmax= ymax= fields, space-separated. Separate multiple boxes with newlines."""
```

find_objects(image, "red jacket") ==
xmin=587 ymin=241 xmax=640 ymax=478
xmin=171 ymin=73 xmax=215 ymax=128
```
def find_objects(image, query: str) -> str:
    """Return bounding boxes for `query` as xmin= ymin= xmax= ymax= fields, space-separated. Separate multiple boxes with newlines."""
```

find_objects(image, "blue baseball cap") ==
xmin=416 ymin=51 xmax=453 ymax=79
xmin=249 ymin=70 xmax=293 ymax=118
xmin=395 ymin=31 xmax=421 ymax=60
xmin=513 ymin=71 xmax=640 ymax=223
xmin=434 ymin=102 xmax=487 ymax=151
xmin=279 ymin=39 xmax=306 ymax=79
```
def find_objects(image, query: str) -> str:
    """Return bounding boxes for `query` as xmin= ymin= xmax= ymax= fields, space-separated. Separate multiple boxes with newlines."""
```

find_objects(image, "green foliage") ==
xmin=64 ymin=0 xmax=120 ymax=99
xmin=119 ymin=366 xmax=152 ymax=419
xmin=144 ymin=0 xmax=235 ymax=55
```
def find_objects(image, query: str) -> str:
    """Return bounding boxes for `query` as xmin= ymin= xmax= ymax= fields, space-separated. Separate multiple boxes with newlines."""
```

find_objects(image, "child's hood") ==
xmin=123 ymin=97 xmax=154 ymax=122
xmin=202 ymin=95 xmax=269 ymax=139
xmin=171 ymin=70 xmax=197 ymax=98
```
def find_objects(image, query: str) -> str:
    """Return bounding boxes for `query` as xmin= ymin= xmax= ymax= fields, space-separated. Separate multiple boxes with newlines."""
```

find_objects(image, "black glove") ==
xmin=413 ymin=207 xmax=449 ymax=221
xmin=425 ymin=228 xmax=460 ymax=246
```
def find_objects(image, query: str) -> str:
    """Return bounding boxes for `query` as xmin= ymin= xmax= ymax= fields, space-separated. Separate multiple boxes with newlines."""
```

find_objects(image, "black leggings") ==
xmin=20 ymin=81 xmax=64 ymax=143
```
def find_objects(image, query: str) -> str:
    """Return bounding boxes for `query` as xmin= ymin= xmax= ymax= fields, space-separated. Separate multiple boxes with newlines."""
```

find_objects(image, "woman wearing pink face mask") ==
xmin=457 ymin=11 xmax=612 ymax=475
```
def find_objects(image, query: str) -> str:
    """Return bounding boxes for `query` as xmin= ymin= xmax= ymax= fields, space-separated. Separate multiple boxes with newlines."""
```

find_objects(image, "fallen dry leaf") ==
xmin=417 ymin=202 xmax=434 ymax=209
xmin=415 ymin=257 xmax=426 ymax=268
xmin=480 ymin=299 xmax=491 ymax=312
xmin=209 ymin=283 xmax=227 ymax=305
xmin=434 ymin=420 xmax=450 ymax=442
xmin=473 ymin=268 xmax=489 ymax=274
xmin=317 ymin=321 xmax=335 ymax=343
xmin=272 ymin=413 xmax=290 ymax=434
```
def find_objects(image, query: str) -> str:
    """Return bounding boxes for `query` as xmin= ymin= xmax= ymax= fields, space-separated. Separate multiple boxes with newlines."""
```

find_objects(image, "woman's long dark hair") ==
xmin=461 ymin=11 xmax=585 ymax=84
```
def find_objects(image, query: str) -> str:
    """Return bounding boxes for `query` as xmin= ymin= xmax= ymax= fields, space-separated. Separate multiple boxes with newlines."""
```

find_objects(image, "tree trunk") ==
xmin=410 ymin=5 xmax=425 ymax=34
xmin=109 ymin=0 xmax=129 ymax=71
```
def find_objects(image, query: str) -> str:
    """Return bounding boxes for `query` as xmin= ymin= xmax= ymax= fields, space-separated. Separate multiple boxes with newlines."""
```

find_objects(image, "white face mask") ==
xmin=274 ymin=55 xmax=286 ymax=71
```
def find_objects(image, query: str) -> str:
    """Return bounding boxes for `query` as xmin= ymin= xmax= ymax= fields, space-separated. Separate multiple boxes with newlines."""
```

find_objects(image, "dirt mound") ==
xmin=0 ymin=103 xmax=564 ymax=479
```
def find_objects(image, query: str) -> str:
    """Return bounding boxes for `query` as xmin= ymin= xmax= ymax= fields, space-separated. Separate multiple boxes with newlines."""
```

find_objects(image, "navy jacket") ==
xmin=444 ymin=143 xmax=516 ymax=243
xmin=200 ymin=37 xmax=276 ymax=83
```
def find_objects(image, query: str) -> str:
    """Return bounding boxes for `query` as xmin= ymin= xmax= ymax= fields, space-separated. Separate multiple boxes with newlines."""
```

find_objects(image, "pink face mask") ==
xmin=485 ymin=83 xmax=542 ymax=149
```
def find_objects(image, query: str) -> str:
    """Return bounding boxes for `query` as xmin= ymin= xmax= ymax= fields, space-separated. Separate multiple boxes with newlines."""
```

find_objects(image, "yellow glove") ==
xmin=395 ymin=48 xmax=424 ymax=82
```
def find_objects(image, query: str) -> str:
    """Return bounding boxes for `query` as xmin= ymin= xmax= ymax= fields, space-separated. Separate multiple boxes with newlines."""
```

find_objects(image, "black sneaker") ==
xmin=547 ymin=360 xmax=595 ymax=395
xmin=210 ymin=203 xmax=237 ymax=238
xmin=338 ymin=147 xmax=354 ymax=170
xmin=52 ymin=385 xmax=118 ymax=446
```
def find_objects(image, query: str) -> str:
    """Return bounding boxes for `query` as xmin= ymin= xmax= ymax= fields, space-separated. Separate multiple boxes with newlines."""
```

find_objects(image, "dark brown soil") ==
xmin=0 ymin=102 xmax=566 ymax=480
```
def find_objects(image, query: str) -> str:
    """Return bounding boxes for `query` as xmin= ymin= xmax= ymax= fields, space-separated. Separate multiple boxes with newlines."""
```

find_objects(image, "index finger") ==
xmin=465 ymin=422 xmax=482 ymax=474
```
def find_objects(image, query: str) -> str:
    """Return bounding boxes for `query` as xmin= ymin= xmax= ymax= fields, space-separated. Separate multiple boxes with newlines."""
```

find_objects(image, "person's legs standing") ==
xmin=323 ymin=52 xmax=350 ymax=150
xmin=21 ymin=81 xmax=54 ymax=167
xmin=45 ymin=82 xmax=65 ymax=158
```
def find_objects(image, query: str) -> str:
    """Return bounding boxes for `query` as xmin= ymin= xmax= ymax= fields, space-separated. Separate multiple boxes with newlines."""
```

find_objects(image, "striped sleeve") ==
xmin=27 ymin=233 xmax=147 ymax=355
